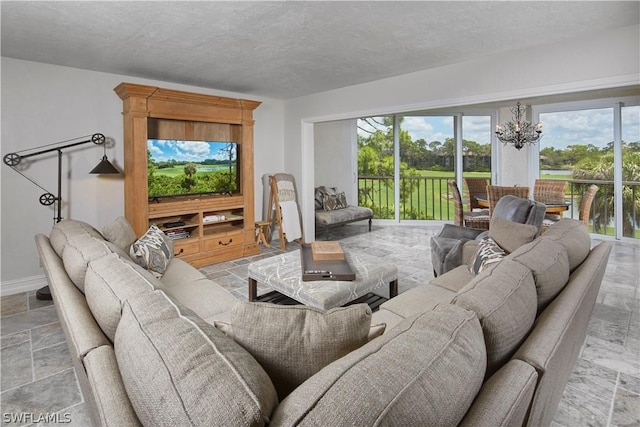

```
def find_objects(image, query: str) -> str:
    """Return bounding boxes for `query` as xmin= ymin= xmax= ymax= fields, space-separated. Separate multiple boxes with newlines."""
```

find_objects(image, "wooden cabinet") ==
xmin=114 ymin=83 xmax=261 ymax=267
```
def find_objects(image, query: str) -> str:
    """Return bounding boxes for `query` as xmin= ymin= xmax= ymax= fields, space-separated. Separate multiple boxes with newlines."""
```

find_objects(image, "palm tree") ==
xmin=573 ymin=146 xmax=640 ymax=237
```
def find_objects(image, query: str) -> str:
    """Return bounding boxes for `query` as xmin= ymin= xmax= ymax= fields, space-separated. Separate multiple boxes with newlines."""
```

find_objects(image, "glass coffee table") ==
xmin=247 ymin=249 xmax=398 ymax=311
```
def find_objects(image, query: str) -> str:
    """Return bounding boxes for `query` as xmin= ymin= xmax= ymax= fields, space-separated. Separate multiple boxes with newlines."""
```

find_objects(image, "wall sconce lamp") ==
xmin=495 ymin=102 xmax=543 ymax=150
xmin=3 ymin=133 xmax=120 ymax=299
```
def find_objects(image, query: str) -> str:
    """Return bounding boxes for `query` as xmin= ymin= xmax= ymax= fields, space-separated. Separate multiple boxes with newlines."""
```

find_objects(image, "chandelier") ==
xmin=495 ymin=102 xmax=542 ymax=150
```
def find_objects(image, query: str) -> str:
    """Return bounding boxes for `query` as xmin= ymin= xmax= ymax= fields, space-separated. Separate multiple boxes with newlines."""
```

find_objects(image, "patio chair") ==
xmin=463 ymin=177 xmax=489 ymax=211
xmin=534 ymin=179 xmax=569 ymax=221
xmin=534 ymin=179 xmax=569 ymax=205
xmin=542 ymin=184 xmax=598 ymax=232
xmin=448 ymin=180 xmax=489 ymax=230
xmin=487 ymin=185 xmax=530 ymax=217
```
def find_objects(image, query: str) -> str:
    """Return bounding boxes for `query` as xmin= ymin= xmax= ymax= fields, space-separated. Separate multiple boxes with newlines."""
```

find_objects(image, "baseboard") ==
xmin=0 ymin=275 xmax=47 ymax=296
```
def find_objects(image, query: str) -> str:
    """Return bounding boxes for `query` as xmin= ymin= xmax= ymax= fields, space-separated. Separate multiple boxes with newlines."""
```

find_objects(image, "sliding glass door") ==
xmin=357 ymin=113 xmax=492 ymax=221
xmin=536 ymin=99 xmax=639 ymax=239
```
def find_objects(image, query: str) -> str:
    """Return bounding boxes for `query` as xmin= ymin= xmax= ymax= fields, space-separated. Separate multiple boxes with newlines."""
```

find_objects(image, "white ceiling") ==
xmin=2 ymin=1 xmax=639 ymax=100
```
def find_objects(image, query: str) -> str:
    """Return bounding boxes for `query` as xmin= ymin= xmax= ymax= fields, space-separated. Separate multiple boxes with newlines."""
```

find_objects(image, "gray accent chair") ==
xmin=431 ymin=195 xmax=546 ymax=277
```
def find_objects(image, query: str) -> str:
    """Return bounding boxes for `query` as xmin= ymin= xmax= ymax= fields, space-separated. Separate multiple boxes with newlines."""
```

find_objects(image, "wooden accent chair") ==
xmin=463 ymin=177 xmax=489 ymax=211
xmin=487 ymin=185 xmax=530 ymax=218
xmin=448 ymin=180 xmax=490 ymax=230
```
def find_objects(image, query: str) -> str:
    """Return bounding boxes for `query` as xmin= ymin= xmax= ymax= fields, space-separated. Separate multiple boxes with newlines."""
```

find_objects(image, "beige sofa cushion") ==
xmin=539 ymin=218 xmax=591 ymax=270
xmin=50 ymin=219 xmax=104 ymax=257
xmin=488 ymin=218 xmax=538 ymax=254
xmin=62 ymin=234 xmax=114 ymax=292
xmin=85 ymin=253 xmax=160 ymax=341
xmin=101 ymin=216 xmax=137 ymax=252
xmin=510 ymin=238 xmax=570 ymax=311
xmin=224 ymin=302 xmax=372 ymax=400
xmin=270 ymin=304 xmax=486 ymax=426
xmin=159 ymin=258 xmax=240 ymax=323
xmin=430 ymin=264 xmax=476 ymax=293
xmin=115 ymin=291 xmax=278 ymax=427
xmin=453 ymin=259 xmax=537 ymax=376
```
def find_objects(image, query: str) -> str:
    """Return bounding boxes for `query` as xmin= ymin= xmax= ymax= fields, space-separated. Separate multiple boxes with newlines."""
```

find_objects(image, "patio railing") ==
xmin=357 ymin=176 xmax=640 ymax=239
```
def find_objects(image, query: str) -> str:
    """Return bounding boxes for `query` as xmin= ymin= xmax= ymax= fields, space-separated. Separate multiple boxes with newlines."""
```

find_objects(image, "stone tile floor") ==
xmin=1 ymin=224 xmax=638 ymax=426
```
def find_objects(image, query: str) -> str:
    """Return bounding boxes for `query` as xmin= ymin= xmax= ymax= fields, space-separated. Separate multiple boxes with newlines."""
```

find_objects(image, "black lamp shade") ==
xmin=90 ymin=155 xmax=120 ymax=174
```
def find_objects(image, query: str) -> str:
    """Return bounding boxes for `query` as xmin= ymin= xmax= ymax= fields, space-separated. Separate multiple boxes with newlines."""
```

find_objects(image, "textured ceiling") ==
xmin=2 ymin=1 xmax=638 ymax=99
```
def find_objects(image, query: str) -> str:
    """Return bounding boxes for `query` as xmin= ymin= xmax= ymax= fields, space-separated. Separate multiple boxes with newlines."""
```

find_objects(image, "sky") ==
xmin=358 ymin=106 xmax=639 ymax=151
xmin=147 ymin=140 xmax=236 ymax=163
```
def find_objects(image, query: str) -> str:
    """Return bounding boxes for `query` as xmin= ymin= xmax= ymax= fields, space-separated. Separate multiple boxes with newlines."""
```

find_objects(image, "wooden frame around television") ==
xmin=114 ymin=82 xmax=262 ymax=266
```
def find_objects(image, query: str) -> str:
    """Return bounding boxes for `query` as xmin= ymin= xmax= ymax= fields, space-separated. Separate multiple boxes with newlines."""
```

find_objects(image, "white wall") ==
xmin=0 ymin=58 xmax=285 ymax=291
xmin=313 ymin=120 xmax=357 ymax=203
xmin=284 ymin=25 xmax=640 ymax=240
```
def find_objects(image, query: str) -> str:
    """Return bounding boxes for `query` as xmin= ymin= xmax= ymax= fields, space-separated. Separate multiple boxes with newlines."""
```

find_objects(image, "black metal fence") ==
xmin=357 ymin=176 xmax=640 ymax=239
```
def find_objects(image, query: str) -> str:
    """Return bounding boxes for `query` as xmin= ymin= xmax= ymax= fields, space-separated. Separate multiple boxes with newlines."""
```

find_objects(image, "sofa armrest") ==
xmin=437 ymin=224 xmax=485 ymax=240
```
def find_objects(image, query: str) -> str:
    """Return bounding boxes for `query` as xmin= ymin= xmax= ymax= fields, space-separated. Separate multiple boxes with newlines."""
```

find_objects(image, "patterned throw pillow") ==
xmin=468 ymin=236 xmax=507 ymax=275
xmin=322 ymin=191 xmax=348 ymax=211
xmin=129 ymin=224 xmax=173 ymax=276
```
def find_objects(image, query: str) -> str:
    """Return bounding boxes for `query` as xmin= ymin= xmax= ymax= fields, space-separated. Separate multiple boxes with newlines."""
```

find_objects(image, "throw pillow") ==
xmin=101 ymin=216 xmax=137 ymax=252
xmin=227 ymin=302 xmax=373 ymax=400
xmin=468 ymin=236 xmax=506 ymax=275
xmin=488 ymin=218 xmax=538 ymax=254
xmin=129 ymin=224 xmax=173 ymax=276
xmin=322 ymin=191 xmax=347 ymax=211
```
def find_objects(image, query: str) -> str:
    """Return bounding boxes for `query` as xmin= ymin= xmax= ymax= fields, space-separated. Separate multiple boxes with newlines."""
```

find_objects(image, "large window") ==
xmin=357 ymin=113 xmax=492 ymax=221
xmin=536 ymin=100 xmax=639 ymax=239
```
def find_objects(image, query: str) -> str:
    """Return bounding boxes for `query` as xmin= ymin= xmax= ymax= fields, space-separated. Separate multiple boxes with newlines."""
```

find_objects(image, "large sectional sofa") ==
xmin=34 ymin=215 xmax=610 ymax=426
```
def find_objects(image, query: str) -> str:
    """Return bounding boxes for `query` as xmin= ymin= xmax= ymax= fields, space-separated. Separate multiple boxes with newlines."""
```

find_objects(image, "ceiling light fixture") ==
xmin=495 ymin=102 xmax=542 ymax=150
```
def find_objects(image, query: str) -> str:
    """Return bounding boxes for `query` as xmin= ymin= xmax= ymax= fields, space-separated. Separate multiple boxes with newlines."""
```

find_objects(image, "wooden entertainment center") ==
xmin=114 ymin=83 xmax=261 ymax=267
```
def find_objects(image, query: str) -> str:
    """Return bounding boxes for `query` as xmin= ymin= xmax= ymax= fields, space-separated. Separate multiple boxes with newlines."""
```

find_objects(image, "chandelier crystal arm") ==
xmin=495 ymin=102 xmax=542 ymax=150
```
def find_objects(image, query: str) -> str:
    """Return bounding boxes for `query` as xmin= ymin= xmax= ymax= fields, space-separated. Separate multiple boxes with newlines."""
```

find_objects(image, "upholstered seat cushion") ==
xmin=270 ymin=304 xmax=486 ymax=426
xmin=115 ymin=291 xmax=278 ymax=427
xmin=430 ymin=264 xmax=475 ymax=293
xmin=315 ymin=205 xmax=373 ymax=226
xmin=452 ymin=259 xmax=537 ymax=376
xmin=159 ymin=258 xmax=240 ymax=323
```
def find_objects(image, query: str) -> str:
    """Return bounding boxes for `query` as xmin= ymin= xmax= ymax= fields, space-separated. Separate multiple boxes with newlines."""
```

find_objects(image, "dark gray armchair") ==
xmin=430 ymin=195 xmax=546 ymax=277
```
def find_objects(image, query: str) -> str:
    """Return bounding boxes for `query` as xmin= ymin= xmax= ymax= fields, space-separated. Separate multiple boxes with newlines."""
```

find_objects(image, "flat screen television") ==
xmin=147 ymin=139 xmax=239 ymax=199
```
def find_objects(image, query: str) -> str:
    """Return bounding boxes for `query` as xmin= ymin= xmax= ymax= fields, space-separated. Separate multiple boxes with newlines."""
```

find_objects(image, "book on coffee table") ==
xmin=311 ymin=241 xmax=345 ymax=260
